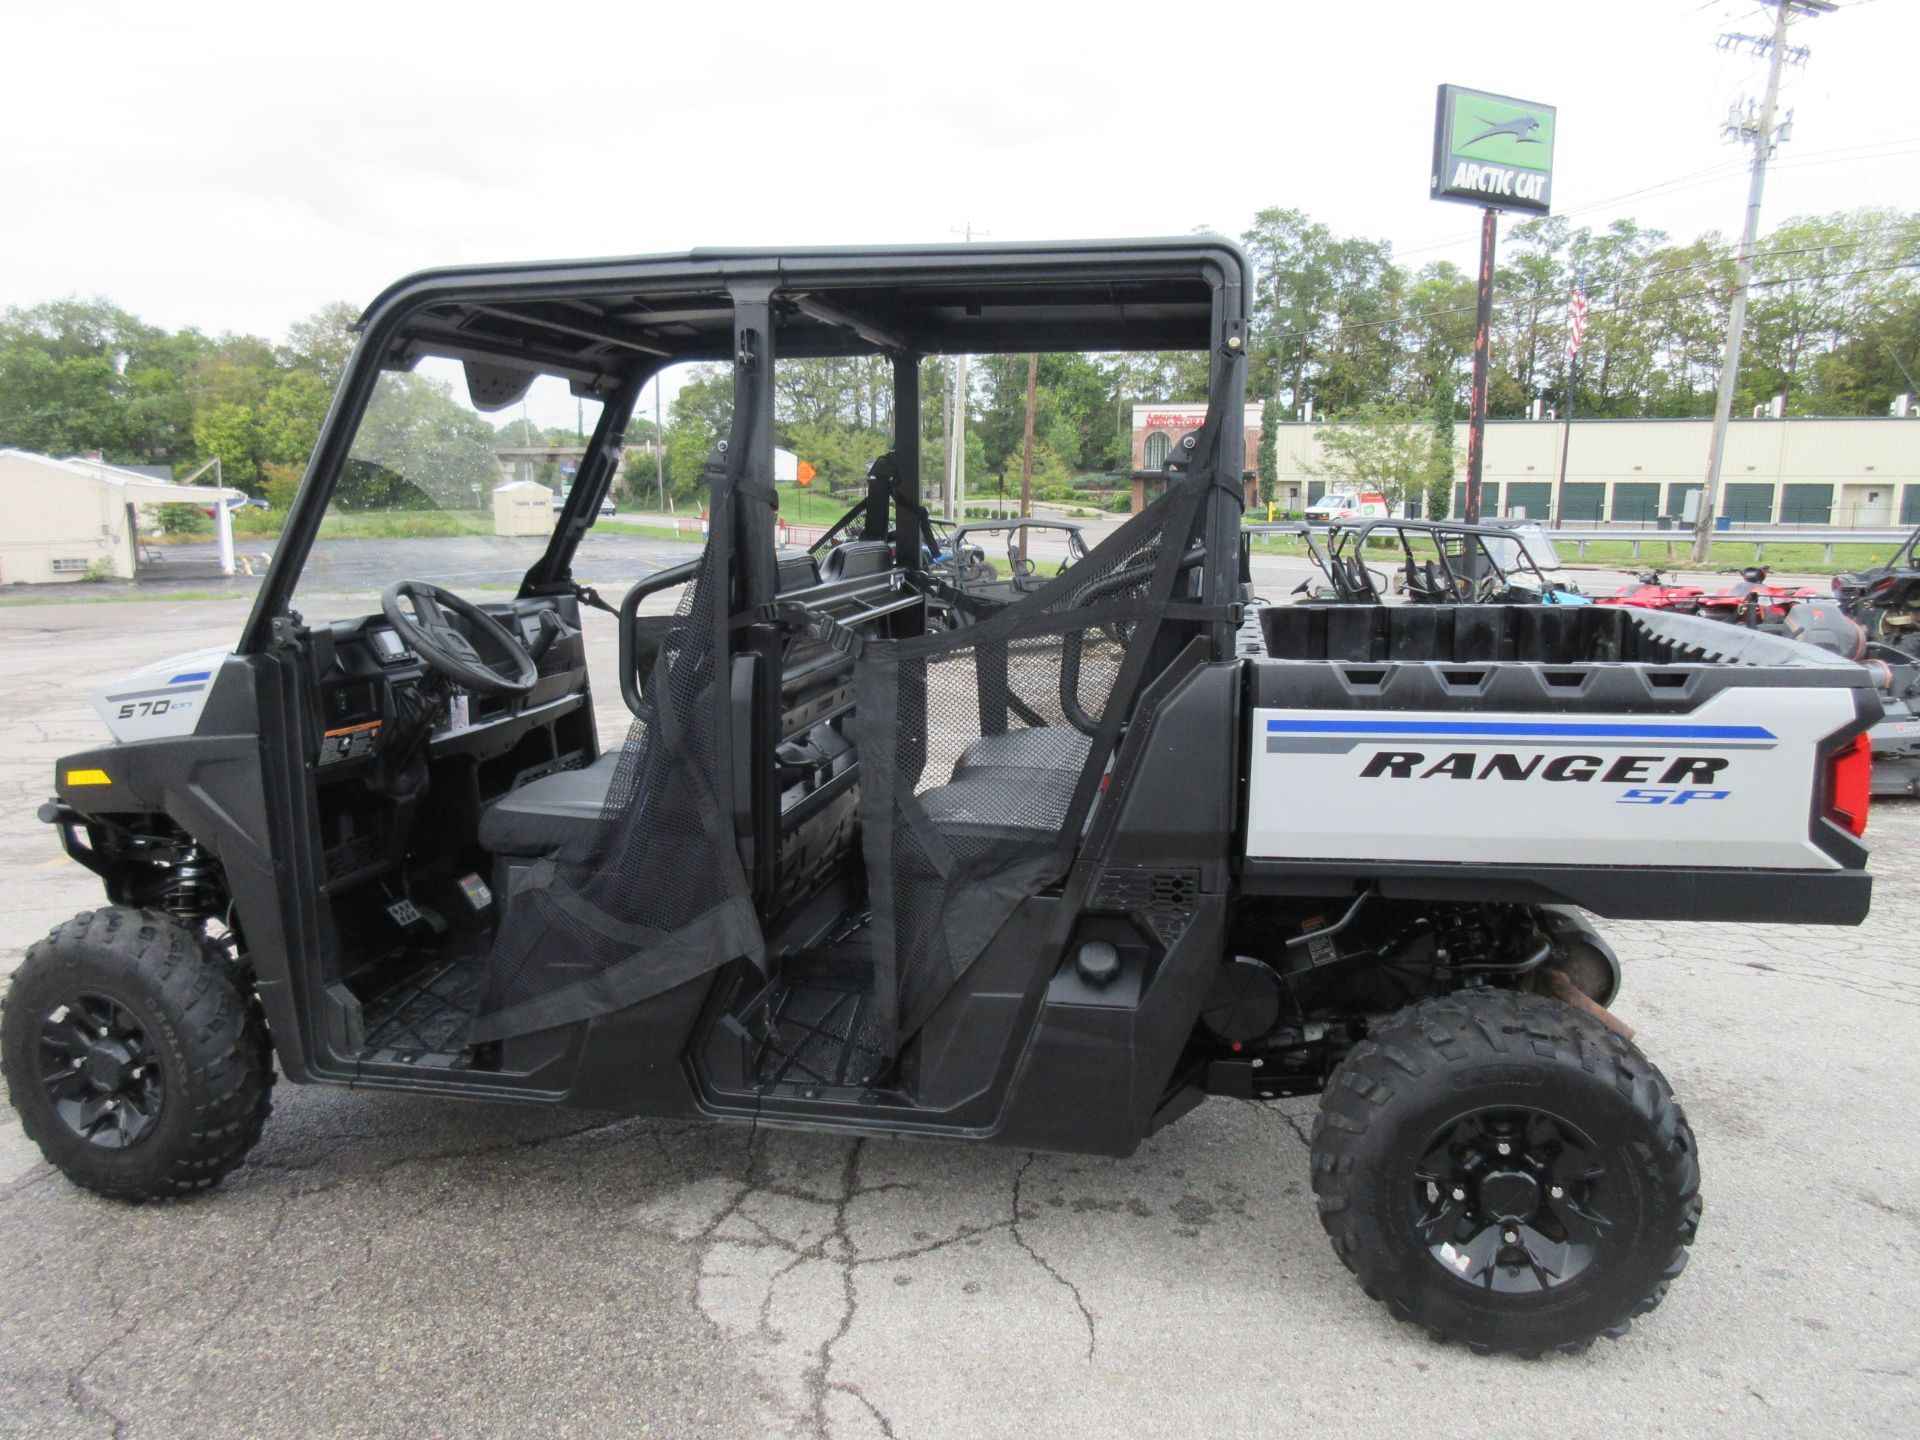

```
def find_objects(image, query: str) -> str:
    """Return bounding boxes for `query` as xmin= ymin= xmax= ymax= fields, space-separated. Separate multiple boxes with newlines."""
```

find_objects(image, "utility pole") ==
xmin=949 ymin=222 xmax=987 ymax=521
xmin=1692 ymin=0 xmax=1831 ymax=563
xmin=1018 ymin=352 xmax=1038 ymax=562
xmin=653 ymin=378 xmax=666 ymax=512
xmin=940 ymin=369 xmax=954 ymax=521
xmin=951 ymin=352 xmax=969 ymax=519
xmin=1552 ymin=273 xmax=1586 ymax=528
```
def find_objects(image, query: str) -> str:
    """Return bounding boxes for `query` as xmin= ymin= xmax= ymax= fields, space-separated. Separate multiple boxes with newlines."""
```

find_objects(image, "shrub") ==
xmin=154 ymin=503 xmax=214 ymax=537
xmin=260 ymin=461 xmax=304 ymax=510
xmin=234 ymin=507 xmax=285 ymax=538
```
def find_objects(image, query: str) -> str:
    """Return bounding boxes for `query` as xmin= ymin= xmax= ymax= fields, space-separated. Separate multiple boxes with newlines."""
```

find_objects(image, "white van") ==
xmin=1305 ymin=489 xmax=1389 ymax=521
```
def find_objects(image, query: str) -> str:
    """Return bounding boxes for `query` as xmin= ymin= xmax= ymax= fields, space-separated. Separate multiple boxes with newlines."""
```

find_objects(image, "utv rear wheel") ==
xmin=1310 ymin=989 xmax=1700 ymax=1356
xmin=2 ymin=907 xmax=273 ymax=1201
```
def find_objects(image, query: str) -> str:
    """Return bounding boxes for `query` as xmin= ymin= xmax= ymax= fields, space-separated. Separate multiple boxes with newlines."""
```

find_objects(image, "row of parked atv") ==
xmin=1593 ymin=539 xmax=1920 ymax=795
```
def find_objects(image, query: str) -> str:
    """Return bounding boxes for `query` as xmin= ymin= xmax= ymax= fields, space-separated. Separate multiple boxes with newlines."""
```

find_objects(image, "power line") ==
xmin=1387 ymin=127 xmax=1920 ymax=270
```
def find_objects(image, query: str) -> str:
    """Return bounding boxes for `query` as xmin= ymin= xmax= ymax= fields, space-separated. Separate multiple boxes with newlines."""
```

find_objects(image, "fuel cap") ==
xmin=1076 ymin=940 xmax=1120 ymax=987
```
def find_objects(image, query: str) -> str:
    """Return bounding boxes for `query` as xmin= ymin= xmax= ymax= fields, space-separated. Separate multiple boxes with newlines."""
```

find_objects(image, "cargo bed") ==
xmin=1240 ymin=603 xmax=1878 ymax=923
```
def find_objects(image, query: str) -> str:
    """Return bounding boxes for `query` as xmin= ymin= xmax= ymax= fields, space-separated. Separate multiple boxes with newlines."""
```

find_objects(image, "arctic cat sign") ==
xmin=1431 ymin=84 xmax=1557 ymax=214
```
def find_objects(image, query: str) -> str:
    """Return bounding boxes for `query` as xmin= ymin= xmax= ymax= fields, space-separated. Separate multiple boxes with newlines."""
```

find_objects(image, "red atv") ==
xmin=1594 ymin=567 xmax=1704 ymax=614
xmin=1599 ymin=565 xmax=1819 ymax=626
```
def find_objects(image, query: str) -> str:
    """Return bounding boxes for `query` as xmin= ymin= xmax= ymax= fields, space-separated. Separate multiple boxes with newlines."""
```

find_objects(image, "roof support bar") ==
xmin=464 ymin=304 xmax=672 ymax=358
xmin=789 ymin=294 xmax=908 ymax=355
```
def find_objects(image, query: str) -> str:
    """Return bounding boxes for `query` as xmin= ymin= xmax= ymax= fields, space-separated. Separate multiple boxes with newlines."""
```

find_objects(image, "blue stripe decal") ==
xmin=167 ymin=671 xmax=213 ymax=684
xmin=1265 ymin=718 xmax=1776 ymax=740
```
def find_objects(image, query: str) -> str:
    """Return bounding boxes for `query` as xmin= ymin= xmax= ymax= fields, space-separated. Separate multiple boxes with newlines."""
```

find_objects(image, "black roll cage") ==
xmin=1248 ymin=516 xmax=1560 ymax=603
xmin=239 ymin=239 xmax=1252 ymax=656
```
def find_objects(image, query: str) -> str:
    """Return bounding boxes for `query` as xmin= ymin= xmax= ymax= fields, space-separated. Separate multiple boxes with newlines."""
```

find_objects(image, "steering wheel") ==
xmin=381 ymin=580 xmax=539 ymax=698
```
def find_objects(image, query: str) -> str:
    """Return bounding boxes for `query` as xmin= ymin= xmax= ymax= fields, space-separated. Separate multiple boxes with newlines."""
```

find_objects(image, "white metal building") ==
xmin=0 ymin=450 xmax=245 ymax=585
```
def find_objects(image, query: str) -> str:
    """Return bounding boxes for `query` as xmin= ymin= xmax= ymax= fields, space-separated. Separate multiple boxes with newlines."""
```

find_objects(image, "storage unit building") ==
xmin=1147 ymin=413 xmax=1920 ymax=524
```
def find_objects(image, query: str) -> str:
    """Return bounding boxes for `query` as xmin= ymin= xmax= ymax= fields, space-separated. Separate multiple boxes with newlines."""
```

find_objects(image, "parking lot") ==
xmin=2 ymin=564 xmax=1918 ymax=1439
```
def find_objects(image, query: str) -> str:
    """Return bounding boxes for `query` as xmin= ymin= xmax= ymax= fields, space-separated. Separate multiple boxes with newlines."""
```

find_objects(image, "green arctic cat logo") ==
xmin=1462 ymin=111 xmax=1545 ymax=152
xmin=1432 ymin=85 xmax=1557 ymax=214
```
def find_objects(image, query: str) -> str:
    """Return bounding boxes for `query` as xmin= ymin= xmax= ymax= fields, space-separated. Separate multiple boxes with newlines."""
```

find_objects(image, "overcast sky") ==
xmin=5 ymin=0 xmax=1914 ymax=409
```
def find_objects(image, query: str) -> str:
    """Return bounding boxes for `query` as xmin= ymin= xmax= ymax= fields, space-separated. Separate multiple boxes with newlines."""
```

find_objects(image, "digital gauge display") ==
xmin=370 ymin=628 xmax=410 ymax=663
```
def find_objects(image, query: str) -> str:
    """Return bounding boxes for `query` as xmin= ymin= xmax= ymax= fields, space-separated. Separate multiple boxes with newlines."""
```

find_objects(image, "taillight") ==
xmin=1825 ymin=733 xmax=1872 ymax=837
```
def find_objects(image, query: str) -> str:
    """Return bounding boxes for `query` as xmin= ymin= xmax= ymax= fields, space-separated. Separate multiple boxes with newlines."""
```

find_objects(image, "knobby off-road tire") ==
xmin=1310 ymin=989 xmax=1700 ymax=1356
xmin=2 ymin=906 xmax=274 ymax=1201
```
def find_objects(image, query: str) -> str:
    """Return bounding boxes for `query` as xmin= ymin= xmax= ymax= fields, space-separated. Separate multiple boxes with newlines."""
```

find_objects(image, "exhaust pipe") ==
xmin=1537 ymin=967 xmax=1636 ymax=1041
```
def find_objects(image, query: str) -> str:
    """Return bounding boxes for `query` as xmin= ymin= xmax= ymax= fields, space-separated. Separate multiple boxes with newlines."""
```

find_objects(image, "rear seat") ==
xmin=776 ymin=553 xmax=821 ymax=593
xmin=952 ymin=727 xmax=1091 ymax=778
xmin=918 ymin=725 xmax=1095 ymax=843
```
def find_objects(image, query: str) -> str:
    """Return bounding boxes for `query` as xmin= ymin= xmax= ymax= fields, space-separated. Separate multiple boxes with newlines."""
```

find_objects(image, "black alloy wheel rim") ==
xmin=36 ymin=994 xmax=163 ymax=1149
xmin=1411 ymin=1107 xmax=1612 ymax=1293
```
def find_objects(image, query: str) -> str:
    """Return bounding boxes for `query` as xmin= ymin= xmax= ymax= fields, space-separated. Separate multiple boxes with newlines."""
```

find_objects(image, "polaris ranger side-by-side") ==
xmin=3 ymin=241 xmax=1879 ymax=1355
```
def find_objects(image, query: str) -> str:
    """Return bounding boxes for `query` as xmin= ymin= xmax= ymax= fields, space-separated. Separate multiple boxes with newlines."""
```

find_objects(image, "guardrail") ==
xmin=1543 ymin=527 xmax=1910 ymax=563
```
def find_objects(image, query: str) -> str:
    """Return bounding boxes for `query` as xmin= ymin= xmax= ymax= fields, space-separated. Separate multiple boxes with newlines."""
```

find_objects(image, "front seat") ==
xmin=478 ymin=750 xmax=624 ymax=855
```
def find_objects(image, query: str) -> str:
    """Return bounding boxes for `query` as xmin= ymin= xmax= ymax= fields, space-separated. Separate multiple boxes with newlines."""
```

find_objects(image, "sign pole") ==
xmin=1431 ymin=83 xmax=1558 ymax=525
xmin=1464 ymin=206 xmax=1497 ymax=524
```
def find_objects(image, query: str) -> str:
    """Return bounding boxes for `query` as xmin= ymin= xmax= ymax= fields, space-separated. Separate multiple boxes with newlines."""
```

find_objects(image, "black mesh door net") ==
xmin=854 ymin=474 xmax=1217 ymax=1055
xmin=471 ymin=535 xmax=764 ymax=1043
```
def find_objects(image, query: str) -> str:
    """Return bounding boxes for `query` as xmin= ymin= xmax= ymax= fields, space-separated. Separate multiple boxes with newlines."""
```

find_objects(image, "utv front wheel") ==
xmin=1310 ymin=990 xmax=1700 ymax=1356
xmin=2 ymin=907 xmax=273 ymax=1201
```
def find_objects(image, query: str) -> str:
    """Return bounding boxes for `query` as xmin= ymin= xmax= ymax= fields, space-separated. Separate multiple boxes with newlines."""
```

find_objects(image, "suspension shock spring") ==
xmin=1432 ymin=906 xmax=1497 ymax=970
xmin=158 ymin=845 xmax=221 ymax=923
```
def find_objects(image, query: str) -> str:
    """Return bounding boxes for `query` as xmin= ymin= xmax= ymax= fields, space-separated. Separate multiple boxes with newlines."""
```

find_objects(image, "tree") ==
xmin=1256 ymin=395 xmax=1280 ymax=507
xmin=1400 ymin=261 xmax=1474 ymax=407
xmin=1302 ymin=401 xmax=1438 ymax=512
xmin=1241 ymin=207 xmax=1336 ymax=412
xmin=282 ymin=302 xmax=359 ymax=386
xmin=781 ymin=419 xmax=890 ymax=491
xmin=258 ymin=371 xmax=331 ymax=466
xmin=1426 ymin=390 xmax=1456 ymax=520
xmin=0 ymin=298 xmax=183 ymax=460
xmin=192 ymin=401 xmax=260 ymax=490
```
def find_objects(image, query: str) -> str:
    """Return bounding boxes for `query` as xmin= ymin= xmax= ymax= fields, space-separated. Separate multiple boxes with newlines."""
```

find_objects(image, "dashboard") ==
xmin=305 ymin=603 xmax=588 ymax=779
xmin=302 ymin=598 xmax=597 ymax=888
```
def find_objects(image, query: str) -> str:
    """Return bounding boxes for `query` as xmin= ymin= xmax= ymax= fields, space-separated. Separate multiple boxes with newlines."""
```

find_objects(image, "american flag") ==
xmin=1568 ymin=278 xmax=1589 ymax=358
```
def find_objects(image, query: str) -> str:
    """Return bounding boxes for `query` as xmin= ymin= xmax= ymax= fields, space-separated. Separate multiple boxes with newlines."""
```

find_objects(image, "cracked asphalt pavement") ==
xmin=3 ymin=585 xmax=1920 ymax=1438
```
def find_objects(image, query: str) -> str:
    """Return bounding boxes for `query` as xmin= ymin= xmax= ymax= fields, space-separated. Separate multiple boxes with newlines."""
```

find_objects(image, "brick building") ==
xmin=1129 ymin=403 xmax=1264 ymax=512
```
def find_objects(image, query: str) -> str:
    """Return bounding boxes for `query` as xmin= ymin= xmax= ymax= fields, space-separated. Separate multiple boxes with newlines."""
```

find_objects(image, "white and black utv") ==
xmin=3 ymin=240 xmax=1881 ymax=1356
